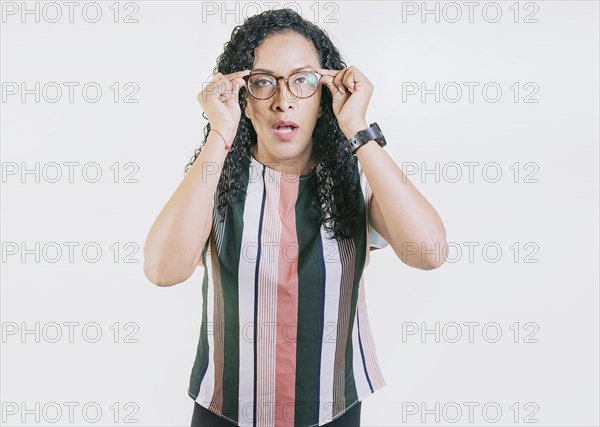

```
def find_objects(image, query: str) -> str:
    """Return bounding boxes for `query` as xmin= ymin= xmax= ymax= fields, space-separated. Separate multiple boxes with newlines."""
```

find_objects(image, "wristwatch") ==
xmin=346 ymin=122 xmax=387 ymax=155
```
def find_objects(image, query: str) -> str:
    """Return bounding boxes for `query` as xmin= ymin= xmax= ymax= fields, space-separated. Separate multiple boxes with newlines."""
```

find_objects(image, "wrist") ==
xmin=342 ymin=121 xmax=368 ymax=140
xmin=211 ymin=126 xmax=236 ymax=141
xmin=344 ymin=121 xmax=387 ymax=155
xmin=210 ymin=127 xmax=236 ymax=150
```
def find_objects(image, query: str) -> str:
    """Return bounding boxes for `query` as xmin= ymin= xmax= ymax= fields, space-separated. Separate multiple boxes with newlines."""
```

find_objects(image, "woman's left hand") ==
xmin=316 ymin=66 xmax=373 ymax=138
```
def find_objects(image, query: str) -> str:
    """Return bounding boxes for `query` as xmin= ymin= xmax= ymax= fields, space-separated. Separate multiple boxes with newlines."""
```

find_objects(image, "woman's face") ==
xmin=244 ymin=31 xmax=322 ymax=172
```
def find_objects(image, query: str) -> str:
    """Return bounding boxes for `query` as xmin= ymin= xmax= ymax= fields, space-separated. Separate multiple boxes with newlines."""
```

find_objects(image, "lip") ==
xmin=272 ymin=120 xmax=300 ymax=130
xmin=271 ymin=120 xmax=300 ymax=142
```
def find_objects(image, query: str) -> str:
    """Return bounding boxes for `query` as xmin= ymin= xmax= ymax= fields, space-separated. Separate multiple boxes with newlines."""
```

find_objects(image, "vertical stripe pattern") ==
xmin=188 ymin=156 xmax=388 ymax=427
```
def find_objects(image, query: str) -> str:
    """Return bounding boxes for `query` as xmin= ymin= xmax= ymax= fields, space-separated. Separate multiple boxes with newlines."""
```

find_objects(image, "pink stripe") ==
xmin=274 ymin=174 xmax=300 ymax=426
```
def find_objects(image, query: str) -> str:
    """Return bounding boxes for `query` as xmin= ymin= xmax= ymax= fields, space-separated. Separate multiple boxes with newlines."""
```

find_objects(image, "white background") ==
xmin=1 ymin=1 xmax=598 ymax=426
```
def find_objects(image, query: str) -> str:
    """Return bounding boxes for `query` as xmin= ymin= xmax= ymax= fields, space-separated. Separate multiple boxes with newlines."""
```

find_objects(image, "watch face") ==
xmin=368 ymin=122 xmax=386 ymax=146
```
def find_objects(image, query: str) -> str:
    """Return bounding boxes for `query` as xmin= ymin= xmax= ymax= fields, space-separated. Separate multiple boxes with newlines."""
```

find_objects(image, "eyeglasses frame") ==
xmin=242 ymin=69 xmax=323 ymax=100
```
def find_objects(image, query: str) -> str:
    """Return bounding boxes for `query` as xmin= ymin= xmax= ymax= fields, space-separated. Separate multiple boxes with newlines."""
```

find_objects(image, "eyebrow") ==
xmin=252 ymin=65 xmax=315 ymax=73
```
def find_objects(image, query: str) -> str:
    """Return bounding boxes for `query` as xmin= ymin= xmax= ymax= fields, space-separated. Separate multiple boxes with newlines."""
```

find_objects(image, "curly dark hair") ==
xmin=184 ymin=8 xmax=361 ymax=240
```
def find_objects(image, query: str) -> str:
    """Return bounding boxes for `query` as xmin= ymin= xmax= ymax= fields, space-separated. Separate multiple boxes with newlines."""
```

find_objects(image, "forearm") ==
xmin=344 ymin=123 xmax=447 ymax=268
xmin=143 ymin=130 xmax=232 ymax=286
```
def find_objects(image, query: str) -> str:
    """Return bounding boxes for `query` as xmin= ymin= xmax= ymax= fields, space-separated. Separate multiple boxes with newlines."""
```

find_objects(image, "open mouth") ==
xmin=272 ymin=121 xmax=300 ymax=141
xmin=274 ymin=126 xmax=296 ymax=134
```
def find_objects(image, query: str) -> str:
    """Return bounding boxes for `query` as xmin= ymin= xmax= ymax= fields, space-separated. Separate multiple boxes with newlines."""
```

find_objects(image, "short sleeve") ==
xmin=358 ymin=163 xmax=390 ymax=251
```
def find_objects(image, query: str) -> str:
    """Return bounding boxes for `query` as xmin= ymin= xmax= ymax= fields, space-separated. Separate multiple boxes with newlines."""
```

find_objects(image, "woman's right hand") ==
xmin=197 ymin=69 xmax=251 ymax=136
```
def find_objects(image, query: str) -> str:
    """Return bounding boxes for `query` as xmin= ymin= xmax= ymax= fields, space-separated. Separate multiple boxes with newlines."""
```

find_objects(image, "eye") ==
xmin=250 ymin=75 xmax=276 ymax=87
xmin=292 ymin=76 xmax=307 ymax=84
xmin=292 ymin=73 xmax=317 ymax=85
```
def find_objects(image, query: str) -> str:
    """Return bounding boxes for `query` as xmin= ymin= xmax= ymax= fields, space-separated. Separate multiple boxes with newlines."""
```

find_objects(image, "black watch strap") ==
xmin=346 ymin=122 xmax=387 ymax=155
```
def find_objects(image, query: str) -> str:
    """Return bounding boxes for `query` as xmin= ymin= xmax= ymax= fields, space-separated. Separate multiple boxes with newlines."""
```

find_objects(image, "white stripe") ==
xmin=358 ymin=162 xmax=372 ymax=268
xmin=318 ymin=221 xmax=342 ymax=425
xmin=255 ymin=166 xmax=281 ymax=427
xmin=237 ymin=160 xmax=264 ymax=427
xmin=357 ymin=162 xmax=386 ymax=391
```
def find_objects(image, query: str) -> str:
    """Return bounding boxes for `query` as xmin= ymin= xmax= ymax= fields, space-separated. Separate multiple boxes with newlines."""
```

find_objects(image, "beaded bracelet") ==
xmin=211 ymin=128 xmax=231 ymax=150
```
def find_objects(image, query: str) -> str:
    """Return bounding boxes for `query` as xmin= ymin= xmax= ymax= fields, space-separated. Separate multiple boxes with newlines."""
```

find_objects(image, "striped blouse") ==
xmin=188 ymin=154 xmax=389 ymax=427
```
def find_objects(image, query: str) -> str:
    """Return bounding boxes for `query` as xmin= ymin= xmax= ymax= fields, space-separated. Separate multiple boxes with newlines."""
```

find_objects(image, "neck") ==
xmin=251 ymin=144 xmax=317 ymax=176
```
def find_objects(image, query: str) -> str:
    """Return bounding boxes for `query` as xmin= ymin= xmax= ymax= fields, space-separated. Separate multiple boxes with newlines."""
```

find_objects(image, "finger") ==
xmin=233 ymin=77 xmax=247 ymax=88
xmin=205 ymin=73 xmax=228 ymax=97
xmin=320 ymin=75 xmax=338 ymax=93
xmin=210 ymin=72 xmax=225 ymax=83
xmin=229 ymin=79 xmax=243 ymax=101
xmin=217 ymin=82 xmax=232 ymax=97
xmin=221 ymin=93 xmax=235 ymax=104
xmin=217 ymin=74 xmax=241 ymax=94
xmin=319 ymin=70 xmax=345 ymax=94
xmin=228 ymin=79 xmax=248 ymax=103
xmin=200 ymin=72 xmax=235 ymax=104
xmin=321 ymin=75 xmax=348 ymax=100
xmin=203 ymin=80 xmax=223 ymax=99
xmin=212 ymin=69 xmax=249 ymax=79
xmin=224 ymin=69 xmax=252 ymax=80
xmin=343 ymin=72 xmax=358 ymax=93
xmin=315 ymin=67 xmax=341 ymax=76
xmin=221 ymin=88 xmax=238 ymax=102
xmin=215 ymin=74 xmax=235 ymax=94
xmin=333 ymin=68 xmax=349 ymax=94
xmin=211 ymin=72 xmax=246 ymax=94
xmin=315 ymin=68 xmax=346 ymax=91
xmin=213 ymin=70 xmax=250 ymax=97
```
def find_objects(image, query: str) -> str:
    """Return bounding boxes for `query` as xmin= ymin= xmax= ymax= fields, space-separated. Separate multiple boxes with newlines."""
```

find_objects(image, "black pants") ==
xmin=191 ymin=401 xmax=361 ymax=426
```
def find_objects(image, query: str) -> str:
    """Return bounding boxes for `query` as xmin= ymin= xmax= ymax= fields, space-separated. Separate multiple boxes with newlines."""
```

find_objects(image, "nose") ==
xmin=271 ymin=79 xmax=295 ymax=111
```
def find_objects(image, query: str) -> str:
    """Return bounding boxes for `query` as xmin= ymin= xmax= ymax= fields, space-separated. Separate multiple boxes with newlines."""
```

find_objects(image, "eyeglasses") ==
xmin=242 ymin=69 xmax=323 ymax=100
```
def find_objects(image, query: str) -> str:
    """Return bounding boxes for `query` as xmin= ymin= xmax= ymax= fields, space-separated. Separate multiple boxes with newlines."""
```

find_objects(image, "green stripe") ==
xmin=219 ymin=165 xmax=251 ymax=421
xmin=294 ymin=175 xmax=324 ymax=426
xmin=188 ymin=240 xmax=211 ymax=399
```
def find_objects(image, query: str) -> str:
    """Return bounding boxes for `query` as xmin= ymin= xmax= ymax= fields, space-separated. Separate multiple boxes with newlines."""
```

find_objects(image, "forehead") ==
xmin=252 ymin=31 xmax=320 ymax=74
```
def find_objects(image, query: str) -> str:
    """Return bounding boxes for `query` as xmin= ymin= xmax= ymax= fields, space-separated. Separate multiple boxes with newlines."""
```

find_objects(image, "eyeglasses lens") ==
xmin=248 ymin=72 xmax=319 ymax=99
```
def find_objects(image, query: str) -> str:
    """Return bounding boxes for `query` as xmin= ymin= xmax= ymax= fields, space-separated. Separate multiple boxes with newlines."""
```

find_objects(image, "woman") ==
xmin=143 ymin=8 xmax=447 ymax=427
